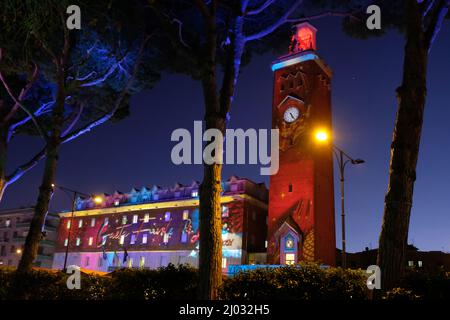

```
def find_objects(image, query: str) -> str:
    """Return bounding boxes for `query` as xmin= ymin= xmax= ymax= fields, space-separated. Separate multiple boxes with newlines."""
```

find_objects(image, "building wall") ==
xmin=52 ymin=177 xmax=268 ymax=272
xmin=0 ymin=207 xmax=59 ymax=268
xmin=268 ymin=49 xmax=336 ymax=266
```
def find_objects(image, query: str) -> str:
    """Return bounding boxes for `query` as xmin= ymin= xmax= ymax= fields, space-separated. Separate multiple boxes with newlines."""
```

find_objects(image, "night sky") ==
xmin=2 ymin=18 xmax=450 ymax=253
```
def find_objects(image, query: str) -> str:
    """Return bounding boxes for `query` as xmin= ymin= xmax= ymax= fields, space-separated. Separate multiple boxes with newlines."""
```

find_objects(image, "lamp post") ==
xmin=53 ymin=184 xmax=102 ymax=271
xmin=314 ymin=130 xmax=365 ymax=268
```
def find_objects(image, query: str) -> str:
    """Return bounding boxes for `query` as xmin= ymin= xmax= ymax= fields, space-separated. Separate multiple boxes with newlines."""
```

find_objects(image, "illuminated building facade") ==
xmin=52 ymin=176 xmax=268 ymax=272
xmin=267 ymin=22 xmax=336 ymax=266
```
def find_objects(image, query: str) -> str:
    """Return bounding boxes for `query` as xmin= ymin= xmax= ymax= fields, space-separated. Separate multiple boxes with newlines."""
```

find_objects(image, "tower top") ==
xmin=289 ymin=22 xmax=317 ymax=54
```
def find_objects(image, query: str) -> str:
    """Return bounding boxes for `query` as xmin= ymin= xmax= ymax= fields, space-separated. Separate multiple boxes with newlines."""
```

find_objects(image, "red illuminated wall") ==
xmin=268 ymin=54 xmax=336 ymax=266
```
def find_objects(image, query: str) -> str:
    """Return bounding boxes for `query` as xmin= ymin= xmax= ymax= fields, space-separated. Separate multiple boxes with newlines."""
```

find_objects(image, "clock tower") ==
xmin=267 ymin=22 xmax=336 ymax=266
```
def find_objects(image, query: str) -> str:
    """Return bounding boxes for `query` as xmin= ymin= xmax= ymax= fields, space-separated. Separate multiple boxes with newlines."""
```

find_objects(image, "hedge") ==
xmin=219 ymin=263 xmax=368 ymax=300
xmin=1 ymin=263 xmax=448 ymax=300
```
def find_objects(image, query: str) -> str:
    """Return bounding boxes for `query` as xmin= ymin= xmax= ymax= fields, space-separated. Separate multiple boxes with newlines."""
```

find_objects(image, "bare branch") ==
xmin=424 ymin=0 xmax=450 ymax=51
xmin=287 ymin=11 xmax=362 ymax=24
xmin=423 ymin=0 xmax=436 ymax=17
xmin=3 ymin=62 xmax=40 ymax=124
xmin=245 ymin=0 xmax=276 ymax=16
xmin=61 ymin=103 xmax=84 ymax=137
xmin=6 ymin=148 xmax=46 ymax=185
xmin=245 ymin=0 xmax=303 ymax=42
xmin=0 ymin=49 xmax=49 ymax=142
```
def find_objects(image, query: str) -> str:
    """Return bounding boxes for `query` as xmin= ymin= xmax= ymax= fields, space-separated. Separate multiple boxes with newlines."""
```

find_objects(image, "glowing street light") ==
xmin=16 ymin=248 xmax=22 ymax=254
xmin=94 ymin=196 xmax=103 ymax=204
xmin=313 ymin=129 xmax=365 ymax=268
xmin=315 ymin=129 xmax=329 ymax=142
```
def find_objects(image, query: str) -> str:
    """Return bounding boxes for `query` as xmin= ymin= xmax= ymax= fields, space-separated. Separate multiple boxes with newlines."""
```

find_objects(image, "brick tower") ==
xmin=267 ymin=22 xmax=336 ymax=266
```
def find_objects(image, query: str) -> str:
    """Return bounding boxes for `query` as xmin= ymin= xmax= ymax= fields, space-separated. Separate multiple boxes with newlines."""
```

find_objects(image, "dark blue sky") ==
xmin=2 ymin=18 xmax=450 ymax=253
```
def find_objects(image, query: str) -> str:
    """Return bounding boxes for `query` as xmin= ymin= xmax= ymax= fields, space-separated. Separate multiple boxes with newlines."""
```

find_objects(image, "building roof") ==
xmin=58 ymin=176 xmax=268 ymax=214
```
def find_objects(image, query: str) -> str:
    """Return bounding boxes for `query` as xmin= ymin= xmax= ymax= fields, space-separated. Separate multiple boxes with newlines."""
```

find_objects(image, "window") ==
xmin=64 ymin=239 xmax=68 ymax=247
xmin=182 ymin=210 xmax=189 ymax=220
xmin=164 ymin=212 xmax=171 ymax=222
xmin=90 ymin=218 xmax=96 ymax=227
xmin=139 ymin=256 xmax=145 ymax=269
xmin=67 ymin=220 xmax=71 ymax=229
xmin=119 ymin=235 xmax=125 ymax=245
xmin=10 ymin=246 xmax=15 ymax=253
xmin=5 ymin=219 xmax=10 ymax=228
xmin=222 ymin=258 xmax=227 ymax=269
xmin=418 ymin=261 xmax=423 ymax=268
xmin=163 ymin=233 xmax=169 ymax=244
xmin=0 ymin=246 xmax=5 ymax=256
xmin=85 ymin=257 xmax=90 ymax=267
xmin=122 ymin=216 xmax=128 ymax=225
xmin=114 ymin=200 xmax=120 ymax=206
xmin=78 ymin=219 xmax=83 ymax=228
xmin=142 ymin=234 xmax=148 ymax=244
xmin=130 ymin=234 xmax=136 ymax=245
xmin=222 ymin=206 xmax=229 ymax=218
xmin=88 ymin=237 xmax=93 ymax=246
xmin=288 ymin=183 xmax=293 ymax=192
xmin=76 ymin=238 xmax=81 ymax=246
xmin=127 ymin=258 xmax=133 ymax=268
xmin=408 ymin=260 xmax=414 ymax=267
xmin=230 ymin=184 xmax=238 ymax=192
xmin=144 ymin=214 xmax=150 ymax=223
xmin=285 ymin=253 xmax=295 ymax=265
xmin=264 ymin=240 xmax=268 ymax=248
xmin=133 ymin=215 xmax=139 ymax=224
xmin=191 ymin=191 xmax=198 ymax=197
xmin=181 ymin=231 xmax=188 ymax=243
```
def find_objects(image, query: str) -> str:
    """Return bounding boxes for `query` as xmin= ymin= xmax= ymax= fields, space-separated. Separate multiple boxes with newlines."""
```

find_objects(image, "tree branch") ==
xmin=61 ymin=103 xmax=83 ymax=137
xmin=62 ymin=34 xmax=152 ymax=143
xmin=424 ymin=0 xmax=450 ymax=51
xmin=6 ymin=148 xmax=46 ymax=185
xmin=3 ymin=62 xmax=40 ymax=124
xmin=287 ymin=11 xmax=362 ymax=24
xmin=245 ymin=0 xmax=276 ymax=16
xmin=0 ymin=49 xmax=49 ymax=142
xmin=245 ymin=0 xmax=303 ymax=42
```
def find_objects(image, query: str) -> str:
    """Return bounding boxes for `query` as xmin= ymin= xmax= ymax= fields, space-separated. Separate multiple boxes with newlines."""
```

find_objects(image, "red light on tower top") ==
xmin=289 ymin=22 xmax=317 ymax=54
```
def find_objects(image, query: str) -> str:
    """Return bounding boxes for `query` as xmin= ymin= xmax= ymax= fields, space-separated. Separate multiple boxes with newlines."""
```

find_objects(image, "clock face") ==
xmin=283 ymin=106 xmax=300 ymax=123
xmin=286 ymin=239 xmax=294 ymax=249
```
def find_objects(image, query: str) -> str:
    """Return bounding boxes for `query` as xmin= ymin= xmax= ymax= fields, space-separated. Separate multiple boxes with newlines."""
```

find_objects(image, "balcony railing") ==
xmin=12 ymin=236 xmax=55 ymax=247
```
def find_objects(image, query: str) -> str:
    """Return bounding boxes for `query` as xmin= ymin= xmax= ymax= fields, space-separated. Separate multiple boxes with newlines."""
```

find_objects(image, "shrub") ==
xmin=219 ymin=262 xmax=367 ymax=300
xmin=383 ymin=288 xmax=422 ymax=300
xmin=104 ymin=264 xmax=199 ymax=300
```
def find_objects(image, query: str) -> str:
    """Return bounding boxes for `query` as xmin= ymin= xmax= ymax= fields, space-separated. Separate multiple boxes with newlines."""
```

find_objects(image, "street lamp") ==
xmin=52 ymin=184 xmax=103 ymax=271
xmin=314 ymin=129 xmax=365 ymax=268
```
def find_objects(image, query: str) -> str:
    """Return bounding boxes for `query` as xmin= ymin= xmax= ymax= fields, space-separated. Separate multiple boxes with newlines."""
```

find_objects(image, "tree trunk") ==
xmin=198 ymin=154 xmax=224 ymax=300
xmin=16 ymin=65 xmax=67 ymax=275
xmin=198 ymin=67 xmax=226 ymax=299
xmin=376 ymin=0 xmax=428 ymax=293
